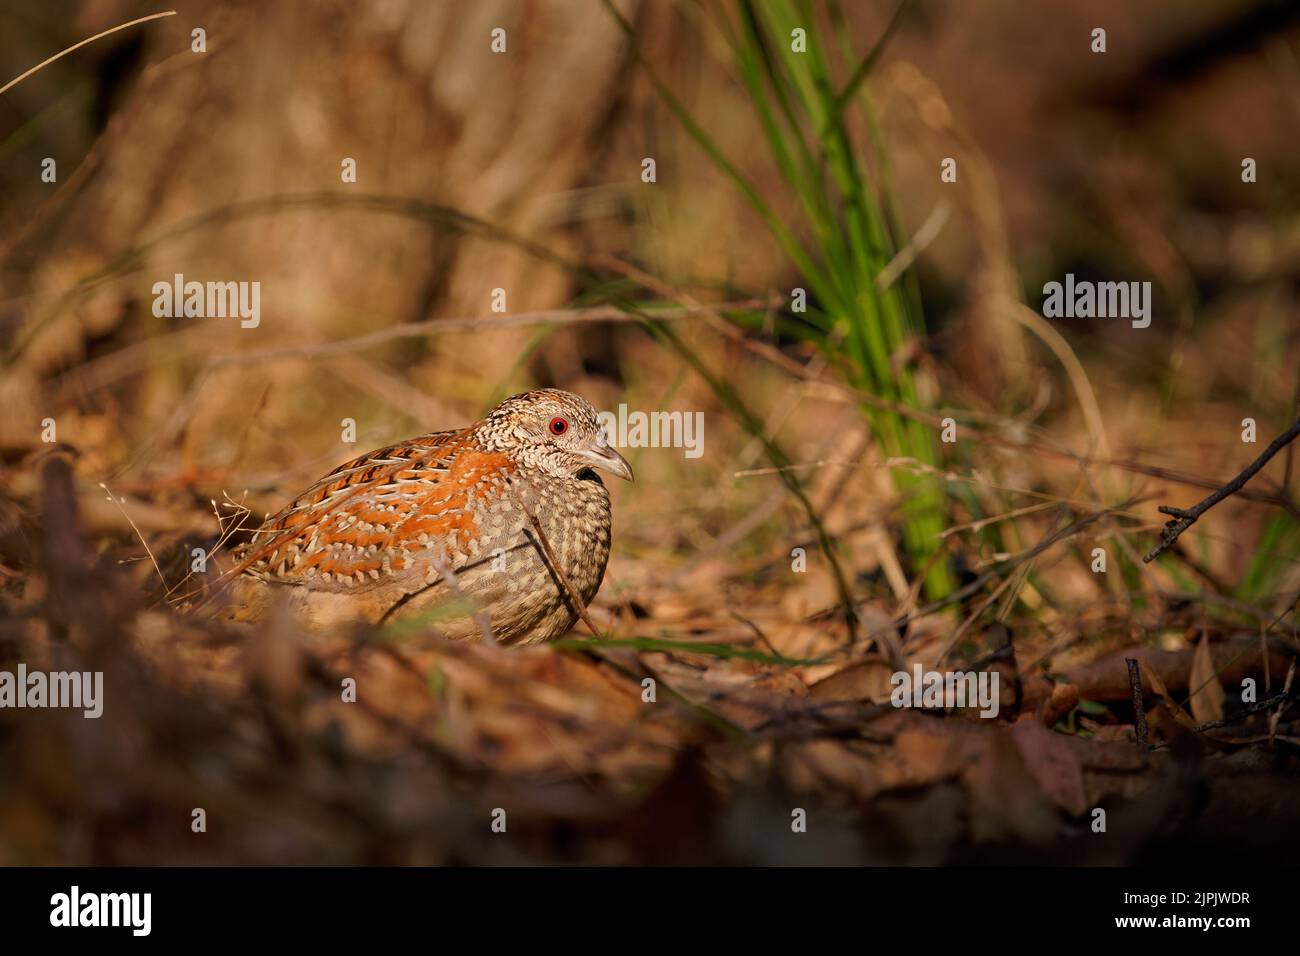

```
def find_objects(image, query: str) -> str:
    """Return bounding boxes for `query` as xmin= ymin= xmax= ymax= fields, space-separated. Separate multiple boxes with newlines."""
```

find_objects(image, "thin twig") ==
xmin=1126 ymin=657 xmax=1151 ymax=751
xmin=1148 ymin=688 xmax=1293 ymax=749
xmin=1007 ymin=301 xmax=1110 ymax=458
xmin=53 ymin=300 xmax=776 ymax=396
xmin=1143 ymin=417 xmax=1300 ymax=562
xmin=205 ymin=300 xmax=779 ymax=369
xmin=162 ymin=494 xmax=252 ymax=604
xmin=0 ymin=10 xmax=176 ymax=96
xmin=935 ymin=569 xmax=1018 ymax=667
xmin=516 ymin=496 xmax=604 ymax=640
xmin=894 ymin=498 xmax=1146 ymax=629
xmin=98 ymin=482 xmax=166 ymax=589
xmin=1269 ymin=659 xmax=1296 ymax=744
xmin=875 ymin=202 xmax=950 ymax=291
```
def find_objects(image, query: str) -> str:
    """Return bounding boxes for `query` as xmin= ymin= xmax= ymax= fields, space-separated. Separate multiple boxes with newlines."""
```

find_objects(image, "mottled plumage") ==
xmin=227 ymin=389 xmax=631 ymax=644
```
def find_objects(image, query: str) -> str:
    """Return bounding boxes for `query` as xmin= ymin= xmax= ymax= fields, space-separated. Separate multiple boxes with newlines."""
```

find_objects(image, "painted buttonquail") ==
xmin=225 ymin=389 xmax=632 ymax=644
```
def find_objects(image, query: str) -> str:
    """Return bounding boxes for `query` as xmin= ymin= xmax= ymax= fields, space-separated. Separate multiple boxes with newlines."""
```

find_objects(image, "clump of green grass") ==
xmin=607 ymin=0 xmax=954 ymax=599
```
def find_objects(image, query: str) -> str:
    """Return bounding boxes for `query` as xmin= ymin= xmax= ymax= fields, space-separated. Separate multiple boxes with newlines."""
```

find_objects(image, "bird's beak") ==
xmin=580 ymin=444 xmax=635 ymax=482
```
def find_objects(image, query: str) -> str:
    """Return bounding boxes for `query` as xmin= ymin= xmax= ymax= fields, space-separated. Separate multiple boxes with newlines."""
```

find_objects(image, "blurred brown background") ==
xmin=1 ymin=0 xmax=1298 ymax=865
xmin=2 ymin=1 xmax=1297 ymax=561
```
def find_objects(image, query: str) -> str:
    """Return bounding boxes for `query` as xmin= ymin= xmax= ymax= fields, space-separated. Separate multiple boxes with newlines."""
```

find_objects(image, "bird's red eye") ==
xmin=549 ymin=417 xmax=568 ymax=435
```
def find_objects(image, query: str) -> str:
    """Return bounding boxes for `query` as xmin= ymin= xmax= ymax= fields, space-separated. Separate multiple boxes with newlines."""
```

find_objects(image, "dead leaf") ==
xmin=1138 ymin=661 xmax=1195 ymax=727
xmin=1188 ymin=633 xmax=1225 ymax=724
xmin=1011 ymin=719 xmax=1086 ymax=816
xmin=809 ymin=655 xmax=894 ymax=702
xmin=963 ymin=730 xmax=1059 ymax=843
xmin=1269 ymin=659 xmax=1296 ymax=742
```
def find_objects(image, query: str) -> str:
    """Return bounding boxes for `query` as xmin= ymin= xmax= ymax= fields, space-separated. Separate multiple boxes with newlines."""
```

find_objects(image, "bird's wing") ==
xmin=243 ymin=428 xmax=519 ymax=587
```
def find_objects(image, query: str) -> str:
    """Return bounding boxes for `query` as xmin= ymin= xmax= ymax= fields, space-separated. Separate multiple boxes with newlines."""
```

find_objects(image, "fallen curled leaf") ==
xmin=1187 ymin=633 xmax=1225 ymax=724
xmin=1138 ymin=661 xmax=1196 ymax=728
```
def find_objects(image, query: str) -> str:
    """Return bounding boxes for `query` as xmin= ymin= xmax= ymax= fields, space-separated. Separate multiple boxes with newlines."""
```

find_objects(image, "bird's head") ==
xmin=478 ymin=388 xmax=634 ymax=482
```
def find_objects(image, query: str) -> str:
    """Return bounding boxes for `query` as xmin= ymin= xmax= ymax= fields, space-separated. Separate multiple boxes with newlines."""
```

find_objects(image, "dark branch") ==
xmin=1126 ymin=657 xmax=1151 ymax=751
xmin=1148 ymin=689 xmax=1294 ymax=751
xmin=1143 ymin=417 xmax=1300 ymax=563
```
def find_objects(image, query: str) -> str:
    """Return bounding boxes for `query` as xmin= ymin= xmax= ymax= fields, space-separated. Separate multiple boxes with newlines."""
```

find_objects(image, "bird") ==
xmin=219 ymin=388 xmax=633 ymax=644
